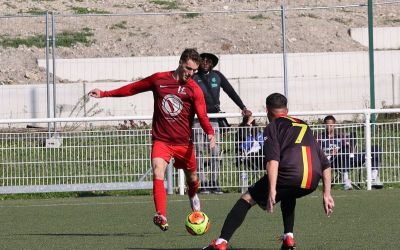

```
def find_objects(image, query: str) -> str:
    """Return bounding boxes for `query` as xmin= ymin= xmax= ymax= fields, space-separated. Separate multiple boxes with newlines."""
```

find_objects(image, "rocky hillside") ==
xmin=0 ymin=0 xmax=399 ymax=84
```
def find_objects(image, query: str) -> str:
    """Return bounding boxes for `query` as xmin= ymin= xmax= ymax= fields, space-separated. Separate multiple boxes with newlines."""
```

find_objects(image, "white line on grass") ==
xmin=0 ymin=197 xmax=222 ymax=208
xmin=0 ymin=193 xmax=366 ymax=208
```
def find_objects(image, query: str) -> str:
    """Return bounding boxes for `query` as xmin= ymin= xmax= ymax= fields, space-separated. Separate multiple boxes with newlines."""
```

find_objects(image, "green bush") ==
xmin=150 ymin=0 xmax=179 ymax=10
xmin=110 ymin=21 xmax=128 ymax=30
xmin=0 ymin=28 xmax=94 ymax=48
xmin=71 ymin=6 xmax=111 ymax=14
xmin=183 ymin=13 xmax=201 ymax=19
xmin=248 ymin=14 xmax=267 ymax=20
xmin=18 ymin=7 xmax=47 ymax=15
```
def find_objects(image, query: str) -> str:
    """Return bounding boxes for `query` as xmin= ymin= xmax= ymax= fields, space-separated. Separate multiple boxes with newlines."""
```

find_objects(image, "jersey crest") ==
xmin=162 ymin=94 xmax=183 ymax=117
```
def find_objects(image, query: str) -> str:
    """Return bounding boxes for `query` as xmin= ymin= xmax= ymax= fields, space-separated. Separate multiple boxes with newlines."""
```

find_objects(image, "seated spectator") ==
xmin=236 ymin=115 xmax=264 ymax=170
xmin=317 ymin=115 xmax=383 ymax=190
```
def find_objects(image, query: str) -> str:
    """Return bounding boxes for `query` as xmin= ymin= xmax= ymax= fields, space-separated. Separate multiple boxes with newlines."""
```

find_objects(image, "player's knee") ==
xmin=240 ymin=192 xmax=256 ymax=206
xmin=152 ymin=158 xmax=168 ymax=178
xmin=188 ymin=173 xmax=198 ymax=183
xmin=152 ymin=166 xmax=166 ymax=179
xmin=153 ymin=172 xmax=165 ymax=180
xmin=183 ymin=169 xmax=197 ymax=182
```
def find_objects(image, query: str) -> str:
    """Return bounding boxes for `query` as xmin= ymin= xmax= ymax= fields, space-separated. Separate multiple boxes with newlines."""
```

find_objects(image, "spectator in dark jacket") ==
xmin=317 ymin=115 xmax=383 ymax=190
xmin=192 ymin=52 xmax=252 ymax=194
xmin=236 ymin=115 xmax=264 ymax=170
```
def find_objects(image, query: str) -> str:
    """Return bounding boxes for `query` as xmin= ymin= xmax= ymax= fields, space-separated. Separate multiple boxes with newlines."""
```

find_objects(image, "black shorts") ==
xmin=248 ymin=175 xmax=315 ymax=210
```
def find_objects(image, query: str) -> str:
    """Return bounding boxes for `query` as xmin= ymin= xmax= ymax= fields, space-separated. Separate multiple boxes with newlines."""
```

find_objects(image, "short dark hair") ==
xmin=179 ymin=48 xmax=201 ymax=65
xmin=323 ymin=115 xmax=336 ymax=124
xmin=266 ymin=93 xmax=287 ymax=109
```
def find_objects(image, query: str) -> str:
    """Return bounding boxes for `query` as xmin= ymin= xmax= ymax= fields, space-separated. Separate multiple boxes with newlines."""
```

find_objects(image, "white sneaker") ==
xmin=190 ymin=193 xmax=201 ymax=212
xmin=372 ymin=178 xmax=383 ymax=189
xmin=344 ymin=180 xmax=353 ymax=190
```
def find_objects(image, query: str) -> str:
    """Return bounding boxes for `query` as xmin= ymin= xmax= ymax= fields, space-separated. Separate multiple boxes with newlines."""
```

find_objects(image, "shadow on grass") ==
xmin=126 ymin=248 xmax=271 ymax=250
xmin=126 ymin=249 xmax=201 ymax=250
xmin=14 ymin=234 xmax=274 ymax=249
xmin=14 ymin=232 xmax=158 ymax=237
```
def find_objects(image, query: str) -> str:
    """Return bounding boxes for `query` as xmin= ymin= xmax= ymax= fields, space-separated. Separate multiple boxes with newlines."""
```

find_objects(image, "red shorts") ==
xmin=151 ymin=140 xmax=196 ymax=172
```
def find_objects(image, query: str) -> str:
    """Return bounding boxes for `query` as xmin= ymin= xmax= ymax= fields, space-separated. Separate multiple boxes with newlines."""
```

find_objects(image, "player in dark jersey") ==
xmin=203 ymin=93 xmax=334 ymax=250
xmin=88 ymin=48 xmax=216 ymax=232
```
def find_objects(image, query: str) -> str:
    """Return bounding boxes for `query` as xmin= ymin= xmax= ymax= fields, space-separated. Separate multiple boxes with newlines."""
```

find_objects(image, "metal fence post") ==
xmin=166 ymin=160 xmax=173 ymax=195
xmin=281 ymin=3 xmax=288 ymax=97
xmin=368 ymin=0 xmax=376 ymax=123
xmin=178 ymin=169 xmax=185 ymax=195
xmin=45 ymin=12 xmax=51 ymax=136
xmin=365 ymin=112 xmax=372 ymax=190
xmin=51 ymin=13 xmax=57 ymax=132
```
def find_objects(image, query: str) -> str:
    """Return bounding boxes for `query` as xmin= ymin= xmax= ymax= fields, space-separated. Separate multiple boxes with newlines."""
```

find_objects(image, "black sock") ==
xmin=281 ymin=198 xmax=296 ymax=233
xmin=220 ymin=198 xmax=252 ymax=241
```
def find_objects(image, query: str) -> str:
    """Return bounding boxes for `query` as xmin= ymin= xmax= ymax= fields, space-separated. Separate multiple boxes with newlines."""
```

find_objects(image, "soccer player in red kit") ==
xmin=203 ymin=93 xmax=334 ymax=250
xmin=89 ymin=48 xmax=216 ymax=232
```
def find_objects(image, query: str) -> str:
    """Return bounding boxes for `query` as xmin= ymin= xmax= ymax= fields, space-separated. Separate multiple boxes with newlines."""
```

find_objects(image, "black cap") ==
xmin=200 ymin=53 xmax=219 ymax=68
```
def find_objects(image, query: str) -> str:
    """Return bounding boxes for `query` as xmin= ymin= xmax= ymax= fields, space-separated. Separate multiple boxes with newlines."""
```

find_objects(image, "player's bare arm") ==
xmin=192 ymin=83 xmax=215 ymax=143
xmin=266 ymin=160 xmax=279 ymax=213
xmin=322 ymin=166 xmax=335 ymax=217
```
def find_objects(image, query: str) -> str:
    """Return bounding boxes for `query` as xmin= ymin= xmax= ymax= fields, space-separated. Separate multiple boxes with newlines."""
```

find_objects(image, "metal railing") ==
xmin=1 ymin=109 xmax=400 ymax=194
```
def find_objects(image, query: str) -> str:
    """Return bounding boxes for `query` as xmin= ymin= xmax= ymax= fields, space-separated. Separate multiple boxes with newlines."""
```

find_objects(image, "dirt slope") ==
xmin=0 ymin=0 xmax=399 ymax=84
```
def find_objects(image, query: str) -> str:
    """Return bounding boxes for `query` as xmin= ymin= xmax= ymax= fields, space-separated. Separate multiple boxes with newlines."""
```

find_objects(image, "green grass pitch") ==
xmin=0 ymin=189 xmax=399 ymax=249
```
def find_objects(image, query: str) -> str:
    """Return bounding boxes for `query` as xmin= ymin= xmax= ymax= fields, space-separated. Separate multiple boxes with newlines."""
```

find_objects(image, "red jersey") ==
xmin=100 ymin=71 xmax=214 ymax=145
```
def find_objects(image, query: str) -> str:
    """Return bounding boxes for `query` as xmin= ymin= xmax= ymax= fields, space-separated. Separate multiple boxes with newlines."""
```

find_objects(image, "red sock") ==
xmin=153 ymin=179 xmax=166 ymax=216
xmin=187 ymin=178 xmax=199 ymax=198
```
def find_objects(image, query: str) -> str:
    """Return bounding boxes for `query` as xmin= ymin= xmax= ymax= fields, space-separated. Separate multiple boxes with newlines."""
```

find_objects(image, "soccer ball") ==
xmin=185 ymin=211 xmax=210 ymax=236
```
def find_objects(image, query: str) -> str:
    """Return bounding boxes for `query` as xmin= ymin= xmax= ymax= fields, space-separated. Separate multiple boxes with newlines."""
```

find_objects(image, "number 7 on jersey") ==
xmin=292 ymin=123 xmax=308 ymax=144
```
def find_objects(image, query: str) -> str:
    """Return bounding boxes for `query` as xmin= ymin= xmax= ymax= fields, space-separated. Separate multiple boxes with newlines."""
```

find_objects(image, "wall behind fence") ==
xmin=1 ymin=2 xmax=400 ymax=120
xmin=2 ymin=50 xmax=400 ymax=121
